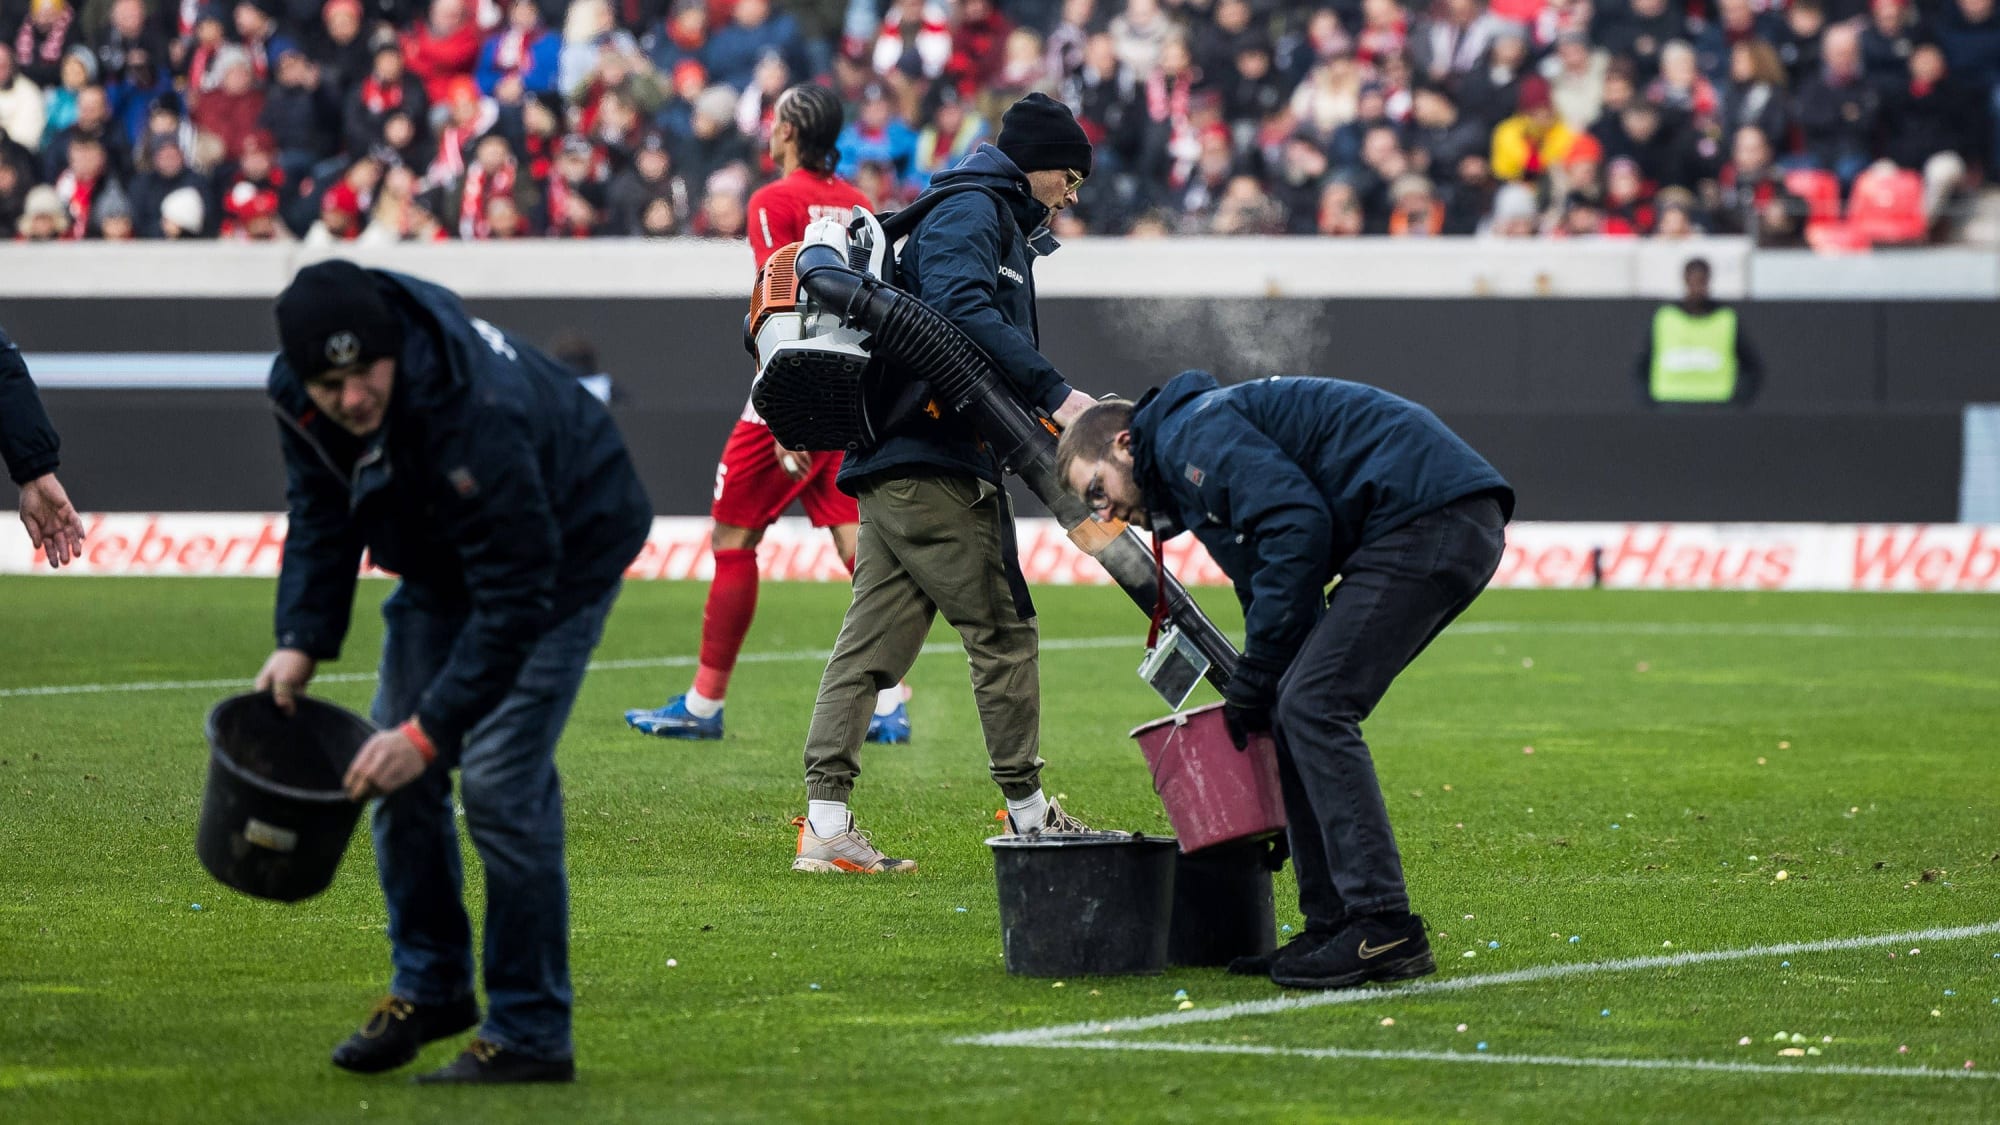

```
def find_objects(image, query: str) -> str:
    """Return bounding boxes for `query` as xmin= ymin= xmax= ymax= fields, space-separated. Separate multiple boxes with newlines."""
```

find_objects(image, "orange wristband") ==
xmin=399 ymin=719 xmax=437 ymax=764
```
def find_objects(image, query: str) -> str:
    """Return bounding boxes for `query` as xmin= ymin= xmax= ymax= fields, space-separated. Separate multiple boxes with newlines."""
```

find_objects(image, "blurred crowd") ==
xmin=0 ymin=0 xmax=1992 ymax=241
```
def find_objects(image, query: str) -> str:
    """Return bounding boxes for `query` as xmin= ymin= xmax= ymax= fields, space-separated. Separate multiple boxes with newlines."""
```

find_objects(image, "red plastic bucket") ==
xmin=1129 ymin=702 xmax=1287 ymax=854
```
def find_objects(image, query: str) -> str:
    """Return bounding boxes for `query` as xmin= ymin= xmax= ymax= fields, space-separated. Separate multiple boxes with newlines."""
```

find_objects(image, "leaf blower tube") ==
xmin=793 ymin=243 xmax=1241 ymax=691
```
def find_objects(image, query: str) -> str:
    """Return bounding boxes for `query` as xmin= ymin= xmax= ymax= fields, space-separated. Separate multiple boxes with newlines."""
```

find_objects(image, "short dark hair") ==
xmin=1684 ymin=256 xmax=1712 ymax=278
xmin=1054 ymin=398 xmax=1134 ymax=496
xmin=777 ymin=83 xmax=843 ymax=174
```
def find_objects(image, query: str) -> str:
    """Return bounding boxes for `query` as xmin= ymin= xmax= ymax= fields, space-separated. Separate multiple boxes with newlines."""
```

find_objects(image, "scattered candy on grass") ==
xmin=1899 ymin=1045 xmax=1910 ymax=1054
xmin=1772 ymin=1032 xmax=1789 ymax=1043
xmin=1281 ymin=925 xmax=1293 ymax=933
xmin=1823 ymin=1037 xmax=1833 ymax=1043
xmin=1174 ymin=989 xmax=1188 ymax=1001
xmin=1569 ymin=935 xmax=1581 ymax=944
xmin=1476 ymin=1042 xmax=1488 ymax=1051
xmin=1052 ymin=982 xmax=1065 ymax=989
xmin=1933 ymin=1009 xmax=1943 ymax=1017
xmin=1912 ymin=948 xmax=1922 ymax=955
xmin=1757 ymin=758 xmax=1767 ymax=766
xmin=1967 ymin=1061 xmax=1977 ymax=1071
xmin=1177 ymin=1000 xmax=1194 ymax=1011
xmin=1464 ymin=914 xmax=1475 ymax=921
xmin=1457 ymin=1024 xmax=1469 ymax=1033
xmin=1488 ymin=941 xmax=1500 ymax=949
xmin=1462 ymin=951 xmax=1477 ymax=959
xmin=1600 ymin=1009 xmax=1610 ymax=1017
xmin=1778 ymin=1048 xmax=1806 ymax=1057
xmin=666 ymin=959 xmax=678 ymax=968
xmin=1791 ymin=1033 xmax=1807 ymax=1044
xmin=1522 ymin=658 xmax=1533 ymax=669
xmin=1807 ymin=1047 xmax=1823 ymax=1057
xmin=189 ymin=904 xmax=202 ymax=912
xmin=1775 ymin=870 xmax=1789 ymax=881
xmin=1610 ymin=824 xmax=1621 ymax=831
xmin=1380 ymin=1017 xmax=1395 ymax=1027
xmin=1779 ymin=741 xmax=1791 ymax=749
xmin=1946 ymin=990 xmax=1957 ymax=996
xmin=1663 ymin=941 xmax=1674 ymax=948
xmin=1738 ymin=1037 xmax=1752 ymax=1046
xmin=955 ymin=907 xmax=968 ymax=914
xmin=809 ymin=983 xmax=820 ymax=990
xmin=1522 ymin=746 xmax=1534 ymax=755
xmin=1781 ymin=961 xmax=1789 ymax=968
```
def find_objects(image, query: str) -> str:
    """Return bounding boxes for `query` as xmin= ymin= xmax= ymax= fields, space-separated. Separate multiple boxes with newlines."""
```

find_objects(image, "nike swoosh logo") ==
xmin=1357 ymin=938 xmax=1410 ymax=959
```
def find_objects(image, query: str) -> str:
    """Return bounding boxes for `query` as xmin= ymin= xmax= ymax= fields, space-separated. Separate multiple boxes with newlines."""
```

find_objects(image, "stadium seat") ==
xmin=1846 ymin=167 xmax=1928 ymax=245
xmin=1783 ymin=169 xmax=1843 ymax=222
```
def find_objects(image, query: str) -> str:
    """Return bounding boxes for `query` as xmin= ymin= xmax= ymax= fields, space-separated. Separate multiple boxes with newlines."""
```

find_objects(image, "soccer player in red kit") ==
xmin=625 ymin=84 xmax=912 ymax=743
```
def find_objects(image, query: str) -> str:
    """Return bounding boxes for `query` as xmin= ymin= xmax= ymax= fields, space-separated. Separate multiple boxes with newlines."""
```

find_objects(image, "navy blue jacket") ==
xmin=839 ymin=144 xmax=1075 ymax=490
xmin=1130 ymin=371 xmax=1513 ymax=672
xmin=269 ymin=270 xmax=652 ymax=754
xmin=0 ymin=327 xmax=60 ymax=485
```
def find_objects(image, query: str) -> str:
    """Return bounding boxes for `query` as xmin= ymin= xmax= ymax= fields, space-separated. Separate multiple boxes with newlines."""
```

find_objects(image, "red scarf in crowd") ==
xmin=15 ymin=9 xmax=71 ymax=69
xmin=362 ymin=76 xmax=405 ymax=117
xmin=490 ymin=27 xmax=543 ymax=78
xmin=56 ymin=170 xmax=95 ymax=240
xmin=459 ymin=159 xmax=517 ymax=238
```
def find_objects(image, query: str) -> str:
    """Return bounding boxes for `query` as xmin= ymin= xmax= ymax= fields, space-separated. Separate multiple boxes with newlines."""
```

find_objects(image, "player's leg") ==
xmin=1267 ymin=495 xmax=1506 ymax=991
xmin=626 ymin=421 xmax=788 ymax=740
xmin=793 ymin=482 xmax=935 ymax=873
xmin=334 ymin=584 xmax=478 ymax=1074
xmin=884 ymin=476 xmax=1073 ymax=833
xmin=802 ymin=451 xmax=912 ymax=745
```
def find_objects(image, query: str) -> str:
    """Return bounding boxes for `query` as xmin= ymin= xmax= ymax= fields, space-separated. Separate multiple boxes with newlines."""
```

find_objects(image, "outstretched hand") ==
xmin=17 ymin=473 xmax=84 ymax=567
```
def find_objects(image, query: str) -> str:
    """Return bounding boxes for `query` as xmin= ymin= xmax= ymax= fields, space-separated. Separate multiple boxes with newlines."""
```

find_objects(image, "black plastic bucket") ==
xmin=1168 ymin=837 xmax=1278 ymax=967
xmin=987 ymin=831 xmax=1179 ymax=977
xmin=197 ymin=692 xmax=374 ymax=903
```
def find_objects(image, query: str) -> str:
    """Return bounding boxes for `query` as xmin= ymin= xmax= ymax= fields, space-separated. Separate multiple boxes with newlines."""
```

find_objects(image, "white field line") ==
xmin=961 ymin=919 xmax=2000 ymax=1048
xmin=5 ymin=619 xmax=1995 ymax=700
xmin=1455 ymin=621 xmax=2000 ymax=640
xmin=0 ymin=636 xmax=1134 ymax=699
xmin=1039 ymin=1039 xmax=2000 ymax=1082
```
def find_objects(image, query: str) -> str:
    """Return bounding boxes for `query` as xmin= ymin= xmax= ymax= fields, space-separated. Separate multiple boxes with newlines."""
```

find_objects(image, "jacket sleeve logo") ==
xmin=998 ymin=265 xmax=1025 ymax=285
xmin=1184 ymin=463 xmax=1206 ymax=486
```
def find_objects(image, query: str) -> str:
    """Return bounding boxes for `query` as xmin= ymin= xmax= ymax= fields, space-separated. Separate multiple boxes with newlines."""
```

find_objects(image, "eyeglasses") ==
xmin=1064 ymin=169 xmax=1088 ymax=196
xmin=1083 ymin=469 xmax=1111 ymax=513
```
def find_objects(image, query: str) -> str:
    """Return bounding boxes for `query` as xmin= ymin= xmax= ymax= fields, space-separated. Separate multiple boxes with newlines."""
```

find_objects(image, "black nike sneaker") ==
xmin=1268 ymin=912 xmax=1435 ymax=990
xmin=1226 ymin=925 xmax=1342 ymax=976
xmin=415 ymin=1038 xmax=576 ymax=1085
xmin=331 ymin=994 xmax=480 ymax=1074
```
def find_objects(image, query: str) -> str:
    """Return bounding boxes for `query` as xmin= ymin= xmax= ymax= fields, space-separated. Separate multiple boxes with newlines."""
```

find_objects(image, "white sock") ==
xmin=874 ymin=686 xmax=904 ymax=717
xmin=807 ymin=800 xmax=849 ymax=839
xmin=683 ymin=690 xmax=723 ymax=718
xmin=1007 ymin=790 xmax=1049 ymax=832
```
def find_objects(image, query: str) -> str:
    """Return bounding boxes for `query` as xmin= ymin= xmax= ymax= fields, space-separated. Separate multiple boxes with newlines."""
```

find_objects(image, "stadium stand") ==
xmin=0 ymin=0 xmax=1991 ymax=241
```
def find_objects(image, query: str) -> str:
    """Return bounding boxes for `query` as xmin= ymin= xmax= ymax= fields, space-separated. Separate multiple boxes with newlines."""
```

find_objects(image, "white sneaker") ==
xmin=790 ymin=814 xmax=918 ymax=874
xmin=1006 ymin=799 xmax=1089 ymax=836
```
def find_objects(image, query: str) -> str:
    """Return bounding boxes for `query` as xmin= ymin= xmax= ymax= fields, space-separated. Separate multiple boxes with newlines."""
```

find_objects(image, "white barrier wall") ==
xmin=5 ymin=514 xmax=1998 ymax=593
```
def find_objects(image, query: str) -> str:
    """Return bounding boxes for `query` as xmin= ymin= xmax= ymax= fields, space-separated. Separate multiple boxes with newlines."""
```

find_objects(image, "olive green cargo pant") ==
xmin=803 ymin=473 xmax=1044 ymax=803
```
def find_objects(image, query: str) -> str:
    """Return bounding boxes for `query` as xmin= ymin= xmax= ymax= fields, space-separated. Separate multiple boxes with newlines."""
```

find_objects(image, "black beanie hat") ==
xmin=274 ymin=259 xmax=403 ymax=379
xmin=997 ymin=93 xmax=1092 ymax=178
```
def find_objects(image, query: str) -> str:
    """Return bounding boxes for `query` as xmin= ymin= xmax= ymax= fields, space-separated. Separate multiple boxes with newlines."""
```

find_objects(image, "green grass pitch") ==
xmin=3 ymin=576 xmax=1999 ymax=1123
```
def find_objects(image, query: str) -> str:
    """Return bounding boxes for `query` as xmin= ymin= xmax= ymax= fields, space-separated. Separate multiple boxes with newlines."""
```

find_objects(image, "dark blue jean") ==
xmin=366 ymin=581 xmax=618 ymax=1061
xmin=1273 ymin=495 xmax=1506 ymax=927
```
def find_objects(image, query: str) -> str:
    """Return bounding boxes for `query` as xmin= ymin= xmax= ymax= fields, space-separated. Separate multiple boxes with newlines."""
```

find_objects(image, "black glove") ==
xmin=1221 ymin=660 xmax=1280 ymax=750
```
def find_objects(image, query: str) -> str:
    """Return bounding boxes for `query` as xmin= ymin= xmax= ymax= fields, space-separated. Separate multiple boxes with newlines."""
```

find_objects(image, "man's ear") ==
xmin=1113 ymin=430 xmax=1134 ymax=458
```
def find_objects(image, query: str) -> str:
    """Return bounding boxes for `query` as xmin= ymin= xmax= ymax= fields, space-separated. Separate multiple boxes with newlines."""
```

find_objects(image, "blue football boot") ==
xmin=625 ymin=694 xmax=724 ymax=740
xmin=865 ymin=701 xmax=911 ymax=744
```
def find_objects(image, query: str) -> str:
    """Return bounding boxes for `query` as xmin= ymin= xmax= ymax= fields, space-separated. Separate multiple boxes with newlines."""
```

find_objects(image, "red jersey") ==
xmin=747 ymin=168 xmax=873 ymax=272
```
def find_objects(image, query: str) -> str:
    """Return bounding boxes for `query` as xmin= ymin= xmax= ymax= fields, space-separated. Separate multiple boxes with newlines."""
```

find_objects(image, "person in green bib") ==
xmin=1635 ymin=258 xmax=1765 ymax=406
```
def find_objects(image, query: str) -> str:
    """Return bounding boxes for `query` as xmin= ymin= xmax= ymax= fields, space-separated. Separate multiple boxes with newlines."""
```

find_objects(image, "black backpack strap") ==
xmin=872 ymin=182 xmax=1015 ymax=245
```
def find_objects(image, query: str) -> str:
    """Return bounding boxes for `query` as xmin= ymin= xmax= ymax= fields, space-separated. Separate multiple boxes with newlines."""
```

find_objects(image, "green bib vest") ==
xmin=1649 ymin=306 xmax=1739 ymax=403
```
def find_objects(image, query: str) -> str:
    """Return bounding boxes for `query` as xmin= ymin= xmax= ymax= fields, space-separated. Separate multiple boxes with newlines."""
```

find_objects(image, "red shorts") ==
xmin=710 ymin=418 xmax=859 ymax=529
